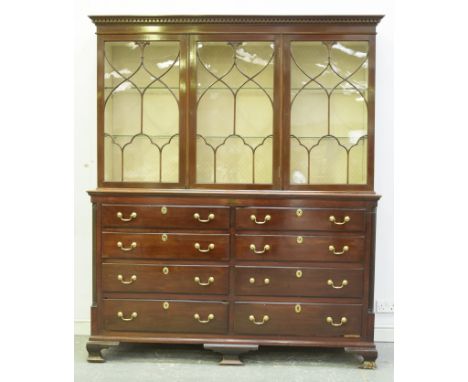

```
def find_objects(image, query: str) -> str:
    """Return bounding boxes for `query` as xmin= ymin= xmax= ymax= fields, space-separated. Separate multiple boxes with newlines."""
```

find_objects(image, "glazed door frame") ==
xmin=281 ymin=34 xmax=376 ymax=191
xmin=187 ymin=33 xmax=282 ymax=190
xmin=97 ymin=34 xmax=189 ymax=188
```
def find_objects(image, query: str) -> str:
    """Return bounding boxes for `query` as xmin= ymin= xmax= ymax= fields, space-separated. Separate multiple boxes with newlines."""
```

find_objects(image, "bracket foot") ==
xmin=86 ymin=340 xmax=119 ymax=363
xmin=204 ymin=344 xmax=258 ymax=365
xmin=345 ymin=346 xmax=378 ymax=369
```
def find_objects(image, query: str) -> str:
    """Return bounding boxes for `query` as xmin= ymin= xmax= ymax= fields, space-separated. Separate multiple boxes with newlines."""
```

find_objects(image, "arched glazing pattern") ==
xmin=103 ymin=41 xmax=180 ymax=183
xmin=290 ymin=41 xmax=369 ymax=185
xmin=196 ymin=41 xmax=274 ymax=184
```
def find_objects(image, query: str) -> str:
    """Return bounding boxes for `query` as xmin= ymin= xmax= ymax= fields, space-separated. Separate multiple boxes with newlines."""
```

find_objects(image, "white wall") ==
xmin=74 ymin=0 xmax=394 ymax=341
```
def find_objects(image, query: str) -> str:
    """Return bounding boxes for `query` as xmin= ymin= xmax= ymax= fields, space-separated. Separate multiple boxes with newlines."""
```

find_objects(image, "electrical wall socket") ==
xmin=376 ymin=300 xmax=394 ymax=313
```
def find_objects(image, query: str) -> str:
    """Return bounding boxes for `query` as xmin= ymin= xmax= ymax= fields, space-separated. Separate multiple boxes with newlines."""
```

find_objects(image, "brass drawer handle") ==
xmin=194 ymin=276 xmax=214 ymax=286
xmin=248 ymin=277 xmax=270 ymax=285
xmin=117 ymin=274 xmax=137 ymax=284
xmin=116 ymin=211 xmax=137 ymax=222
xmin=193 ymin=213 xmax=215 ymax=223
xmin=249 ymin=315 xmax=270 ymax=325
xmin=328 ymin=245 xmax=349 ymax=255
xmin=194 ymin=243 xmax=215 ymax=253
xmin=250 ymin=214 xmax=271 ymax=224
xmin=193 ymin=313 xmax=214 ymax=323
xmin=326 ymin=316 xmax=348 ymax=327
xmin=329 ymin=215 xmax=351 ymax=225
xmin=117 ymin=241 xmax=137 ymax=251
xmin=117 ymin=311 xmax=138 ymax=321
xmin=250 ymin=244 xmax=270 ymax=254
xmin=327 ymin=279 xmax=348 ymax=289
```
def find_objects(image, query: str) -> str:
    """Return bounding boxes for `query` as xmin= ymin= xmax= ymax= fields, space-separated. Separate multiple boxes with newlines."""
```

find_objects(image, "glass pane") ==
xmin=104 ymin=41 xmax=180 ymax=182
xmin=290 ymin=41 xmax=369 ymax=185
xmin=196 ymin=41 xmax=274 ymax=184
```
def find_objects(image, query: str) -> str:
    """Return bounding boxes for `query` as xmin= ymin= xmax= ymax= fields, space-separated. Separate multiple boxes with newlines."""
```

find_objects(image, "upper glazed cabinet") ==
xmin=100 ymin=20 xmax=375 ymax=190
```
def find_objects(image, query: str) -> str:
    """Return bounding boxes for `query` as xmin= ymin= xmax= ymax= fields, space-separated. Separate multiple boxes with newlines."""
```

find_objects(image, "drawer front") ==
xmin=102 ymin=205 xmax=230 ymax=229
xmin=234 ymin=266 xmax=363 ymax=298
xmin=102 ymin=233 xmax=229 ymax=260
xmin=233 ymin=302 xmax=362 ymax=337
xmin=236 ymin=207 xmax=365 ymax=232
xmin=102 ymin=263 xmax=229 ymax=294
xmin=103 ymin=299 xmax=228 ymax=334
xmin=235 ymin=234 xmax=365 ymax=262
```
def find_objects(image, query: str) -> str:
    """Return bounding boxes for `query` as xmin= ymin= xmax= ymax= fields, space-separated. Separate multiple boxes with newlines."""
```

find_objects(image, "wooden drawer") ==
xmin=102 ymin=204 xmax=230 ymax=229
xmin=102 ymin=263 xmax=229 ymax=294
xmin=236 ymin=207 xmax=365 ymax=232
xmin=233 ymin=302 xmax=362 ymax=337
xmin=234 ymin=266 xmax=363 ymax=298
xmin=103 ymin=299 xmax=228 ymax=334
xmin=235 ymin=234 xmax=365 ymax=262
xmin=102 ymin=232 xmax=229 ymax=260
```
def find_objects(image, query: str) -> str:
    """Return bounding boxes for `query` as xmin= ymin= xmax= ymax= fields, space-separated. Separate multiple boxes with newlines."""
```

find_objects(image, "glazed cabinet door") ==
xmin=100 ymin=36 xmax=188 ymax=186
xmin=285 ymin=36 xmax=373 ymax=189
xmin=190 ymin=35 xmax=280 ymax=188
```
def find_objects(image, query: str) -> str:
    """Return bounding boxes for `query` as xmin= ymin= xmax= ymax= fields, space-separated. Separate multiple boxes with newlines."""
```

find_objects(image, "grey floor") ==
xmin=75 ymin=335 xmax=393 ymax=382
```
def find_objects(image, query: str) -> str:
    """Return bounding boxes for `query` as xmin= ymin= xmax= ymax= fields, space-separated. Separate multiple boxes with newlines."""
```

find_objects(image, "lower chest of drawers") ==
xmin=92 ymin=194 xmax=376 ymax=343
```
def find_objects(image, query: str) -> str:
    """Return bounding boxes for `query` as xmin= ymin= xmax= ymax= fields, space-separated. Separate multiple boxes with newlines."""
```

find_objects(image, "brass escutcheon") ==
xmin=296 ymin=208 xmax=303 ymax=217
xmin=161 ymin=206 xmax=168 ymax=215
xmin=162 ymin=301 xmax=170 ymax=310
xmin=161 ymin=233 xmax=168 ymax=242
xmin=162 ymin=267 xmax=169 ymax=275
xmin=296 ymin=270 xmax=303 ymax=278
xmin=296 ymin=236 xmax=303 ymax=244
xmin=295 ymin=304 xmax=302 ymax=313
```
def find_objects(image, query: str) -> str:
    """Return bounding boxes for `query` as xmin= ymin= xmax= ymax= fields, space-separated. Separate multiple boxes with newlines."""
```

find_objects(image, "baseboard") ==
xmin=74 ymin=321 xmax=394 ymax=342
xmin=75 ymin=320 xmax=90 ymax=336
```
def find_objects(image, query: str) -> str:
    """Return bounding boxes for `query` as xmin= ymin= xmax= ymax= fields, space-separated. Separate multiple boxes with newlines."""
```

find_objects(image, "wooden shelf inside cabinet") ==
xmin=87 ymin=15 xmax=383 ymax=367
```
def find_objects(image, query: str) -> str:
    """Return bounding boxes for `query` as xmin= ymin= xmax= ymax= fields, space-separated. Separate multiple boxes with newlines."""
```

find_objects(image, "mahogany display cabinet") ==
xmin=86 ymin=15 xmax=383 ymax=368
